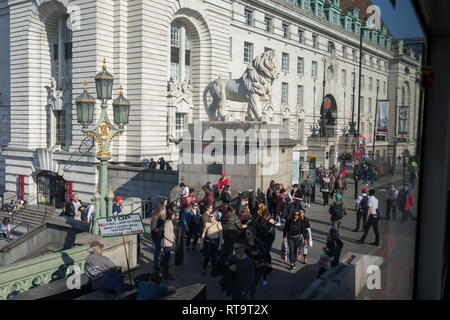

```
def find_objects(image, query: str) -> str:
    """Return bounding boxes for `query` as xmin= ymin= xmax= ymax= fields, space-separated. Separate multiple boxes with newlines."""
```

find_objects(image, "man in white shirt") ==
xmin=179 ymin=182 xmax=189 ymax=198
xmin=358 ymin=189 xmax=381 ymax=247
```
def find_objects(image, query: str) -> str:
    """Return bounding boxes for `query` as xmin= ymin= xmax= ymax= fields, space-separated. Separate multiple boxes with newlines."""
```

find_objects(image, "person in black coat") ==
xmin=283 ymin=210 xmax=309 ymax=272
xmin=317 ymin=228 xmax=343 ymax=278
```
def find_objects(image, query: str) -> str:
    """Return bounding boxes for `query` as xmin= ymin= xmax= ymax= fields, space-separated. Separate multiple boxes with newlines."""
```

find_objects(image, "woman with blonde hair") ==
xmin=200 ymin=211 xmax=223 ymax=276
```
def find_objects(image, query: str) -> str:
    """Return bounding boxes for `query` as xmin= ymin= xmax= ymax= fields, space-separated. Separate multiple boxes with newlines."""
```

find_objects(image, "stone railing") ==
xmin=0 ymin=245 xmax=89 ymax=300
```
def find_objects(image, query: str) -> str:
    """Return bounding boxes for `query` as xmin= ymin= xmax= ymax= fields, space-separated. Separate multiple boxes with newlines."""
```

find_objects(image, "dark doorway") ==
xmin=36 ymin=171 xmax=66 ymax=209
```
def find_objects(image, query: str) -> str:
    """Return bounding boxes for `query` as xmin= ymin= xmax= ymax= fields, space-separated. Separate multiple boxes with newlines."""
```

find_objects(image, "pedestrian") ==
xmin=363 ymin=165 xmax=369 ymax=186
xmin=397 ymin=184 xmax=415 ymax=222
xmin=161 ymin=211 xmax=176 ymax=280
xmin=1 ymin=218 xmax=14 ymax=240
xmin=84 ymin=241 xmax=119 ymax=290
xmin=358 ymin=189 xmax=381 ymax=247
xmin=150 ymin=205 xmax=166 ymax=271
xmin=136 ymin=272 xmax=177 ymax=300
xmin=266 ymin=180 xmax=275 ymax=209
xmin=321 ymin=173 xmax=331 ymax=206
xmin=385 ymin=183 xmax=398 ymax=220
xmin=283 ymin=210 xmax=308 ymax=272
xmin=221 ymin=185 xmax=232 ymax=204
xmin=311 ymin=175 xmax=316 ymax=203
xmin=329 ymin=172 xmax=336 ymax=199
xmin=409 ymin=168 xmax=417 ymax=190
xmin=218 ymin=173 xmax=230 ymax=195
xmin=354 ymin=188 xmax=369 ymax=232
xmin=275 ymin=186 xmax=284 ymax=226
xmin=179 ymin=182 xmax=189 ymax=199
xmin=221 ymin=207 xmax=247 ymax=259
xmin=65 ymin=193 xmax=83 ymax=220
xmin=182 ymin=188 xmax=199 ymax=208
xmin=297 ymin=209 xmax=312 ymax=264
xmin=112 ymin=196 xmax=123 ymax=215
xmin=183 ymin=202 xmax=202 ymax=252
xmin=238 ymin=193 xmax=252 ymax=225
xmin=317 ymin=228 xmax=343 ymax=278
xmin=328 ymin=193 xmax=347 ymax=235
xmin=282 ymin=188 xmax=294 ymax=222
xmin=225 ymin=238 xmax=255 ymax=300
xmin=301 ymin=176 xmax=313 ymax=208
xmin=340 ymin=166 xmax=347 ymax=179
xmin=290 ymin=184 xmax=304 ymax=212
xmin=245 ymin=227 xmax=269 ymax=299
xmin=335 ymin=173 xmax=347 ymax=195
xmin=202 ymin=186 xmax=215 ymax=209
xmin=200 ymin=211 xmax=223 ymax=276
xmin=299 ymin=161 xmax=305 ymax=181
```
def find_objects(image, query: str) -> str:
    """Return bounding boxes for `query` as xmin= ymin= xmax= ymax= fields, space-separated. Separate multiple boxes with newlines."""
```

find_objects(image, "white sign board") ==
xmin=97 ymin=214 xmax=145 ymax=238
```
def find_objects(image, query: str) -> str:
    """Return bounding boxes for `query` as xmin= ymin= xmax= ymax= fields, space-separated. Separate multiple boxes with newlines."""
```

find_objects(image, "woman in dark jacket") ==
xmin=283 ymin=210 xmax=309 ymax=272
xmin=317 ymin=228 xmax=343 ymax=278
xmin=245 ymin=227 xmax=267 ymax=299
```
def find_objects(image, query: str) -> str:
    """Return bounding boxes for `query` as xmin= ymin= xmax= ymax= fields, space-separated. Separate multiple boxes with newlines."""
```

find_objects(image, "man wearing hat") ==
xmin=113 ymin=196 xmax=124 ymax=215
xmin=85 ymin=241 xmax=119 ymax=290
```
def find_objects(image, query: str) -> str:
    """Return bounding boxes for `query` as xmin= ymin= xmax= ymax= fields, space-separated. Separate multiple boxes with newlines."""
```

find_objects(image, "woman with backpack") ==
xmin=150 ymin=205 xmax=166 ymax=271
xmin=329 ymin=194 xmax=347 ymax=236
xmin=200 ymin=211 xmax=223 ymax=276
xmin=301 ymin=176 xmax=313 ymax=208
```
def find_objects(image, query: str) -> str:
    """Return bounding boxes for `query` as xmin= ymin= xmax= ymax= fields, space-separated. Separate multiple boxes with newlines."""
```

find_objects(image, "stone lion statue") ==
xmin=203 ymin=50 xmax=279 ymax=121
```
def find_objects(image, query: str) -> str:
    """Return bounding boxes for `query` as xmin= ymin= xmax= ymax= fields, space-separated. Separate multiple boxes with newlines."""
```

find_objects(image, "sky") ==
xmin=370 ymin=0 xmax=425 ymax=39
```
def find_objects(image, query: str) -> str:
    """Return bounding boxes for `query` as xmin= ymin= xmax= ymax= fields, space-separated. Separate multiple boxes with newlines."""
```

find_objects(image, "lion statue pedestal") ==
xmin=177 ymin=121 xmax=297 ymax=201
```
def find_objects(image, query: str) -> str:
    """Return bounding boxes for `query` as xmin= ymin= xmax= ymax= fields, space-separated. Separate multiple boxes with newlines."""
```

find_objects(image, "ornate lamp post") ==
xmin=75 ymin=59 xmax=131 ymax=234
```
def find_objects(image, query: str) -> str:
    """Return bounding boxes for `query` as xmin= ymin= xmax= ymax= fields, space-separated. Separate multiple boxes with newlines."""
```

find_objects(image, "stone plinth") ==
xmin=178 ymin=122 xmax=297 ymax=199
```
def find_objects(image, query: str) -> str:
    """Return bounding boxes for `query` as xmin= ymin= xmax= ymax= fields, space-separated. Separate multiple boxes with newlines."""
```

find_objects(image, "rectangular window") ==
xmin=282 ymin=23 xmax=289 ymax=38
xmin=312 ymin=61 xmax=318 ymax=78
xmin=352 ymin=49 xmax=357 ymax=62
xmin=328 ymin=42 xmax=335 ymax=53
xmin=360 ymin=96 xmax=364 ymax=113
xmin=297 ymin=85 xmax=304 ymax=105
xmin=264 ymin=47 xmax=272 ymax=53
xmin=282 ymin=53 xmax=289 ymax=71
xmin=171 ymin=26 xmax=179 ymax=47
xmin=383 ymin=81 xmax=387 ymax=94
xmin=170 ymin=63 xmax=180 ymax=82
xmin=368 ymin=98 xmax=372 ymax=113
xmin=369 ymin=77 xmax=373 ymax=91
xmin=342 ymin=45 xmax=347 ymax=59
xmin=298 ymin=119 xmax=304 ymax=143
xmin=55 ymin=110 xmax=65 ymax=146
xmin=244 ymin=42 xmax=253 ymax=63
xmin=244 ymin=9 xmax=253 ymax=26
xmin=265 ymin=16 xmax=272 ymax=33
xmin=281 ymin=83 xmax=288 ymax=104
xmin=312 ymin=34 xmax=318 ymax=48
xmin=298 ymin=29 xmax=304 ymax=43
xmin=175 ymin=113 xmax=186 ymax=139
xmin=376 ymin=79 xmax=380 ymax=91
xmin=351 ymin=72 xmax=356 ymax=87
xmin=297 ymin=57 xmax=304 ymax=75
xmin=341 ymin=69 xmax=347 ymax=86
xmin=361 ymin=75 xmax=365 ymax=90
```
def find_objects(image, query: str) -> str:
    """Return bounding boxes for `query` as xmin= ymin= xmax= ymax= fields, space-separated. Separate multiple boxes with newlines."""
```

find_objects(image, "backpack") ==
xmin=359 ymin=196 xmax=369 ymax=213
xmin=330 ymin=203 xmax=344 ymax=220
xmin=151 ymin=218 xmax=165 ymax=240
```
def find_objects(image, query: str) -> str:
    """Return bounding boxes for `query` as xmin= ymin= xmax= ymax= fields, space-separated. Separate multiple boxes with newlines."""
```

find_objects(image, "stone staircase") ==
xmin=0 ymin=204 xmax=59 ymax=230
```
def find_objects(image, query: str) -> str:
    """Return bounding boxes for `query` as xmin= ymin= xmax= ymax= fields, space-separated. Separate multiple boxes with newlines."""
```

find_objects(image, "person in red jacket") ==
xmin=339 ymin=167 xmax=347 ymax=179
xmin=397 ymin=184 xmax=416 ymax=223
xmin=218 ymin=173 xmax=230 ymax=194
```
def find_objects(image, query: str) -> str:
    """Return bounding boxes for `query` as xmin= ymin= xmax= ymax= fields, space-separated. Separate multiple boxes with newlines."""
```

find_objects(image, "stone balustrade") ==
xmin=0 ymin=245 xmax=89 ymax=300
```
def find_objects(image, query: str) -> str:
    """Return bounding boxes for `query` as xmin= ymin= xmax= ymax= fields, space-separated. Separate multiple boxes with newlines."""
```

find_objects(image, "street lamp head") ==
xmin=112 ymin=85 xmax=131 ymax=129
xmin=95 ymin=58 xmax=114 ymax=101
xmin=75 ymin=80 xmax=95 ymax=128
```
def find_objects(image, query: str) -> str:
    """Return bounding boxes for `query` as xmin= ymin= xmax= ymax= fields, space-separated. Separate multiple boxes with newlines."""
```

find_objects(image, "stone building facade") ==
xmin=0 ymin=0 xmax=421 ymax=205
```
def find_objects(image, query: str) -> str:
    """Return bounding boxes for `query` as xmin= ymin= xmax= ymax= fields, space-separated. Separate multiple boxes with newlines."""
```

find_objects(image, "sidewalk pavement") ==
xmin=132 ymin=171 xmax=416 ymax=300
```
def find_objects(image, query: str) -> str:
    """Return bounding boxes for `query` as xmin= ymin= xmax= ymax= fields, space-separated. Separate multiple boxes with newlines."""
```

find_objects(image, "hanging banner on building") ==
xmin=398 ymin=106 xmax=408 ymax=134
xmin=97 ymin=213 xmax=146 ymax=238
xmin=65 ymin=181 xmax=73 ymax=203
xmin=377 ymin=100 xmax=389 ymax=132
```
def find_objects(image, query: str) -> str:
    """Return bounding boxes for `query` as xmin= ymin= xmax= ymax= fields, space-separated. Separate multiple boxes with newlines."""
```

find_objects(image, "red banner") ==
xmin=18 ymin=175 xmax=24 ymax=200
xmin=353 ymin=149 xmax=363 ymax=161
xmin=65 ymin=181 xmax=73 ymax=203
